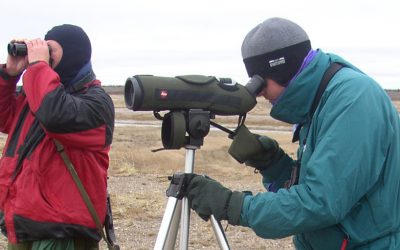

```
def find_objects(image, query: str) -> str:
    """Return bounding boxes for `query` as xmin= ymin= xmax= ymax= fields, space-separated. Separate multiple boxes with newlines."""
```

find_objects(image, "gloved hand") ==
xmin=184 ymin=174 xmax=245 ymax=225
xmin=228 ymin=124 xmax=284 ymax=171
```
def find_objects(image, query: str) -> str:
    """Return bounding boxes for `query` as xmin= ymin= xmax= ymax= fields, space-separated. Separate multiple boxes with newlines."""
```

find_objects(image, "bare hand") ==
xmin=25 ymin=38 xmax=50 ymax=65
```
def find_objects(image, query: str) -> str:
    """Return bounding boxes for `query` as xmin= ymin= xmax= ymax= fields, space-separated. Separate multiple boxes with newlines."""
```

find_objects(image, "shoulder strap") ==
xmin=309 ymin=62 xmax=344 ymax=119
xmin=53 ymin=139 xmax=119 ymax=250
xmin=292 ymin=62 xmax=344 ymax=142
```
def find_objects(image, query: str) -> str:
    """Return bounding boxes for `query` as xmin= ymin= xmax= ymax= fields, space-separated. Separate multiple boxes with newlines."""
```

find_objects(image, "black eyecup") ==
xmin=245 ymin=75 xmax=266 ymax=97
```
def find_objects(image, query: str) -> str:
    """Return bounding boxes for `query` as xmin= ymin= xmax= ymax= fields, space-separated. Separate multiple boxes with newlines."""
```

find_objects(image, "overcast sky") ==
xmin=1 ymin=0 xmax=399 ymax=89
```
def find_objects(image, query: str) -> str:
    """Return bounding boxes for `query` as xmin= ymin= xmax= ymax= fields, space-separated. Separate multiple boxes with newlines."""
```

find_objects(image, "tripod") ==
xmin=154 ymin=110 xmax=231 ymax=250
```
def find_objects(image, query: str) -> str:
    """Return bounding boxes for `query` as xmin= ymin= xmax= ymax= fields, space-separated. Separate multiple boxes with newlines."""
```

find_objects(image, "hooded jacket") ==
xmin=0 ymin=61 xmax=114 ymax=243
xmin=239 ymin=51 xmax=400 ymax=249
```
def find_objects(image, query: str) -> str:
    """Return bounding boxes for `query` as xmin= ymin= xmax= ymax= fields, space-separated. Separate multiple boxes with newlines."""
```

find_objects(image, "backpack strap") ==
xmin=53 ymin=139 xmax=120 ymax=250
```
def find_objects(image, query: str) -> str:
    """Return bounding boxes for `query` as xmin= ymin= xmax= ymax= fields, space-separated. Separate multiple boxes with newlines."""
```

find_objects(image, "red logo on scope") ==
xmin=160 ymin=90 xmax=168 ymax=99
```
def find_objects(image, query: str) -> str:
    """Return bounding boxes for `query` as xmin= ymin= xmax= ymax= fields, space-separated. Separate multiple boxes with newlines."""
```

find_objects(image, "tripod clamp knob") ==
xmin=166 ymin=172 xmax=191 ymax=199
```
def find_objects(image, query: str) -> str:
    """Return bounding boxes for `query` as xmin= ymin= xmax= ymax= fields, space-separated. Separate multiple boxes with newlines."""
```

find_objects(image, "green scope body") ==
xmin=124 ymin=74 xmax=265 ymax=116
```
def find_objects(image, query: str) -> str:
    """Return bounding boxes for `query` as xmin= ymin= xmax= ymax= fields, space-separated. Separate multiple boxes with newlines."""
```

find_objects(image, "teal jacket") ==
xmin=239 ymin=50 xmax=400 ymax=249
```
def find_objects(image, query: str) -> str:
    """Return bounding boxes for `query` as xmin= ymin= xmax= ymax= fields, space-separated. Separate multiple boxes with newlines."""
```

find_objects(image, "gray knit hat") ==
xmin=242 ymin=17 xmax=311 ymax=85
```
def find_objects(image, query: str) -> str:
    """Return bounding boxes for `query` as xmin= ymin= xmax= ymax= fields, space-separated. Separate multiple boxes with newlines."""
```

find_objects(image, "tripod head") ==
xmin=159 ymin=109 xmax=211 ymax=150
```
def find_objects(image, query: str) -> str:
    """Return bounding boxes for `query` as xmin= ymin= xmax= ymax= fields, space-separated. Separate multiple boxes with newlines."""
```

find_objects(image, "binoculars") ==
xmin=7 ymin=42 xmax=51 ymax=57
xmin=7 ymin=42 xmax=28 ymax=56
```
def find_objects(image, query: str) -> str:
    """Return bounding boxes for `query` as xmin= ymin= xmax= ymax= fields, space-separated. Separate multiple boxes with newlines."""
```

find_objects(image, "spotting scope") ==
xmin=124 ymin=74 xmax=265 ymax=116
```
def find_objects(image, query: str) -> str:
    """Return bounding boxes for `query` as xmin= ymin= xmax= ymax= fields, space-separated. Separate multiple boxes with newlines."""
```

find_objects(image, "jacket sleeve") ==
xmin=0 ymin=64 xmax=21 ymax=133
xmin=22 ymin=62 xmax=114 ymax=150
xmin=239 ymin=75 xmax=392 ymax=238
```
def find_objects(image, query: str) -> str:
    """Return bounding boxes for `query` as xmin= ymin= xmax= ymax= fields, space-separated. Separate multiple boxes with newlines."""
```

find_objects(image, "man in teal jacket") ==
xmin=184 ymin=17 xmax=400 ymax=249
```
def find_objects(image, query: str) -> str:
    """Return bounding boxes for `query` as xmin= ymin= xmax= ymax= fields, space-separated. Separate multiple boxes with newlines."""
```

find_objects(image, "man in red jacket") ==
xmin=0 ymin=24 xmax=114 ymax=249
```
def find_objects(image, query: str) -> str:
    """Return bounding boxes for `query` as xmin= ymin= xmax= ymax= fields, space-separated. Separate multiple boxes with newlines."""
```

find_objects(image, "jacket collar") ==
xmin=64 ymin=61 xmax=97 ymax=93
xmin=66 ymin=70 xmax=97 ymax=93
xmin=270 ymin=50 xmax=362 ymax=125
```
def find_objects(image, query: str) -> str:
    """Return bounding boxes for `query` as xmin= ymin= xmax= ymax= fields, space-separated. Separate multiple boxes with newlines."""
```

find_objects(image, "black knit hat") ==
xmin=241 ymin=17 xmax=311 ymax=86
xmin=45 ymin=24 xmax=92 ymax=85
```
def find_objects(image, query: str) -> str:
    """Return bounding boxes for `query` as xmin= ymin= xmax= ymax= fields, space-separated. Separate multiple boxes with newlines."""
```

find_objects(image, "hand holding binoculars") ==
xmin=7 ymin=42 xmax=51 ymax=57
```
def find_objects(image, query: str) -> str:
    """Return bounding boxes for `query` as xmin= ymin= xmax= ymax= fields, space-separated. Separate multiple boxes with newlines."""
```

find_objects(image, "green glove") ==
xmin=228 ymin=124 xmax=284 ymax=170
xmin=184 ymin=174 xmax=245 ymax=225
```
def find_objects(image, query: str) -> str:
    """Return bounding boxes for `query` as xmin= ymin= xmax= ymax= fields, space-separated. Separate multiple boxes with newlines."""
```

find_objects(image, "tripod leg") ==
xmin=155 ymin=147 xmax=232 ymax=249
xmin=179 ymin=197 xmax=190 ymax=249
xmin=179 ymin=148 xmax=195 ymax=249
xmin=154 ymin=197 xmax=182 ymax=250
xmin=165 ymin=199 xmax=182 ymax=250
xmin=210 ymin=215 xmax=231 ymax=250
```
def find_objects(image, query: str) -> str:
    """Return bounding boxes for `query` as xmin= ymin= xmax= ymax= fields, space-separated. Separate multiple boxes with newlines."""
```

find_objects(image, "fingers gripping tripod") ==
xmin=154 ymin=110 xmax=231 ymax=250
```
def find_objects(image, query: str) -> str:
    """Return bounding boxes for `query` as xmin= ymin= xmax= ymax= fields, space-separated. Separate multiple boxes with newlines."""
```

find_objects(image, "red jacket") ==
xmin=0 ymin=62 xmax=114 ymax=243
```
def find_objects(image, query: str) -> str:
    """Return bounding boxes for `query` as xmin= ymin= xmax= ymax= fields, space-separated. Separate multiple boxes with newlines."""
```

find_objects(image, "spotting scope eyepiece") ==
xmin=124 ymin=74 xmax=265 ymax=116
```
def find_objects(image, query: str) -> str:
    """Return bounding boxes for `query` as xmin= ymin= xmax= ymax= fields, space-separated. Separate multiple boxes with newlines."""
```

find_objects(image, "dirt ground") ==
xmin=106 ymin=173 xmax=294 ymax=250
